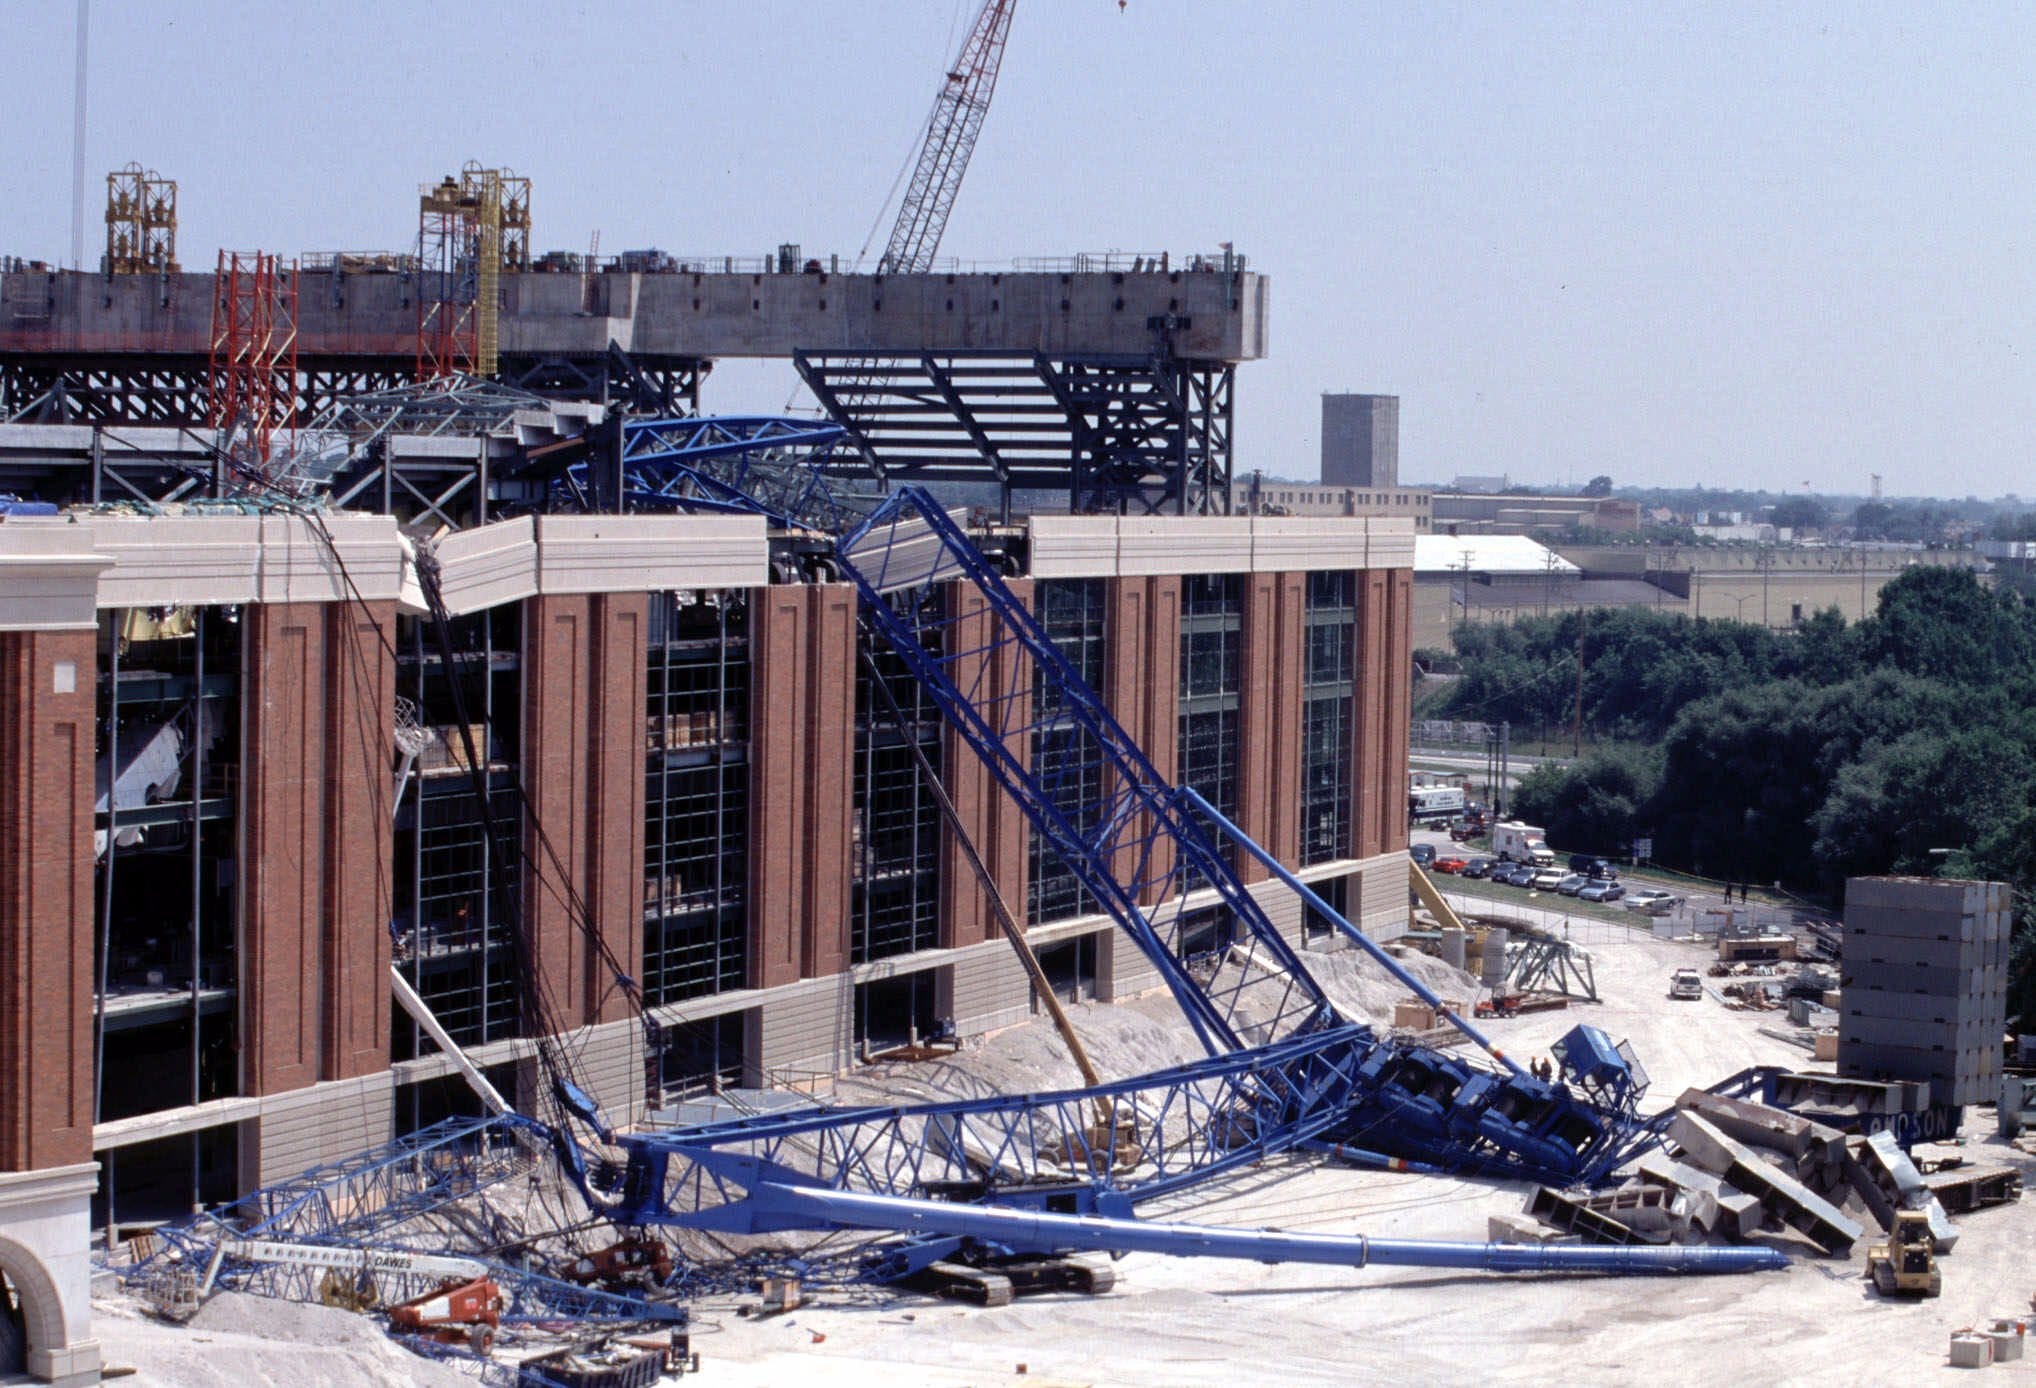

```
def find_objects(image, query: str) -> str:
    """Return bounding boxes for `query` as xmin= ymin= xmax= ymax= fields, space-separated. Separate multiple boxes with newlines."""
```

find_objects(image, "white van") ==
xmin=1491 ymin=821 xmax=1555 ymax=867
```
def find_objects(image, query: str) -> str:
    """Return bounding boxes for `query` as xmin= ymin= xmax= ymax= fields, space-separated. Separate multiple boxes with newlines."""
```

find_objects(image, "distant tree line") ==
xmin=1441 ymin=568 xmax=2036 ymax=1019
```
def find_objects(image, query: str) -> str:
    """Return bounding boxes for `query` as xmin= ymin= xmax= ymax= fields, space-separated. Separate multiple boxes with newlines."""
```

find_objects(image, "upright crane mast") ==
xmin=879 ymin=0 xmax=1017 ymax=274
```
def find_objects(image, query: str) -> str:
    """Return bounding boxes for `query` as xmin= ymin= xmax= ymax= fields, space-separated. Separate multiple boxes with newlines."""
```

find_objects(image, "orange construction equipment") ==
xmin=559 ymin=1236 xmax=674 ymax=1288
xmin=388 ymin=1276 xmax=503 ymax=1353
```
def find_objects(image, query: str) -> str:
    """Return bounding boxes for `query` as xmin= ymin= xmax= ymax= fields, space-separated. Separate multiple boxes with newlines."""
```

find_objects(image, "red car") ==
xmin=1432 ymin=856 xmax=1468 ymax=875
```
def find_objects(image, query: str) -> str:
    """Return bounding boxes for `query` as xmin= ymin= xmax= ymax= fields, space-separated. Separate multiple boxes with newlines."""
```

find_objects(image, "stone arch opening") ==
xmin=0 ymin=1237 xmax=69 ymax=1377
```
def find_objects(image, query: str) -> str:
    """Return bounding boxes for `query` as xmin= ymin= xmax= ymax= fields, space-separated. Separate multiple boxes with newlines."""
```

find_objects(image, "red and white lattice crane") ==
xmin=877 ymin=0 xmax=1017 ymax=274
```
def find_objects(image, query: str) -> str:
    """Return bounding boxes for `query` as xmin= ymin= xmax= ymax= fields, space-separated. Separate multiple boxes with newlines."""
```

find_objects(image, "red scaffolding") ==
xmin=206 ymin=250 xmax=299 ymax=464
xmin=416 ymin=176 xmax=479 ymax=380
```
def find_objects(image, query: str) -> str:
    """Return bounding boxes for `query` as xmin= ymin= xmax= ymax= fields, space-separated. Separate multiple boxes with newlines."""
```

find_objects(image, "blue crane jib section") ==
xmin=596 ymin=1021 xmax=1650 ymax=1235
xmin=836 ymin=487 xmax=1335 ymax=1053
xmin=559 ymin=414 xmax=875 ymax=534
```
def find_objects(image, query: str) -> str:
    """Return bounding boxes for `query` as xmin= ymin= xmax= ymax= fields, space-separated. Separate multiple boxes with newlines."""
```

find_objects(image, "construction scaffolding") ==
xmin=104 ymin=163 xmax=178 ymax=275
xmin=206 ymin=251 xmax=299 ymax=464
xmin=415 ymin=176 xmax=478 ymax=382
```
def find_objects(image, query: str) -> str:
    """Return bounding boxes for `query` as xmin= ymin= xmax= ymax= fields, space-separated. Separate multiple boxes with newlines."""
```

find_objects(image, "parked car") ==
xmin=1669 ymin=967 xmax=1704 ymax=1000
xmin=1495 ymin=863 xmax=1535 ymax=887
xmin=1578 ymin=879 xmax=1625 ymax=903
xmin=1529 ymin=868 xmax=1565 ymax=890
xmin=1624 ymin=889 xmax=1683 ymax=914
xmin=1410 ymin=843 xmax=1436 ymax=868
xmin=1568 ymin=854 xmax=1620 ymax=880
xmin=1555 ymin=873 xmax=1590 ymax=896
xmin=1461 ymin=857 xmax=1497 ymax=879
xmin=1433 ymin=856 xmax=1468 ymax=875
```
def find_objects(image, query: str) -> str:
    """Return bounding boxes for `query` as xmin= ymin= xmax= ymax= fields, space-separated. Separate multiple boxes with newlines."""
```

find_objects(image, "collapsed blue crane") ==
xmin=532 ymin=418 xmax=1779 ymax=1279
xmin=128 ymin=416 xmax=1781 ymax=1313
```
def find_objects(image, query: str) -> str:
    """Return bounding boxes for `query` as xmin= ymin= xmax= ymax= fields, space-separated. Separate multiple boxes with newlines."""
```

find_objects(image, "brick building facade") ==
xmin=0 ymin=507 xmax=1414 ymax=1379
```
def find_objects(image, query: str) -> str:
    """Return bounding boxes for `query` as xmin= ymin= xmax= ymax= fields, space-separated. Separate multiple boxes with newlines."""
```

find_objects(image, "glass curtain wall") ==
xmin=91 ymin=605 xmax=242 ymax=1221
xmin=851 ymin=602 xmax=943 ymax=963
xmin=1178 ymin=574 xmax=1242 ymax=888
xmin=1027 ymin=578 xmax=1107 ymax=925
xmin=643 ymin=590 xmax=749 ymax=1004
xmin=392 ymin=606 xmax=523 ymax=1056
xmin=1301 ymin=571 xmax=1355 ymax=865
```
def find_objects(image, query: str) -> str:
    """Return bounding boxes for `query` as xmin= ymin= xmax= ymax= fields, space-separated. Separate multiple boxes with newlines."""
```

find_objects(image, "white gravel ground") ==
xmin=92 ymin=916 xmax=2036 ymax=1385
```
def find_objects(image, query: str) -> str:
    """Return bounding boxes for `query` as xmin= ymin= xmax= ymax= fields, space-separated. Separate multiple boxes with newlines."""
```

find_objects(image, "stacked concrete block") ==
xmin=1839 ymin=876 xmax=2011 ymax=1109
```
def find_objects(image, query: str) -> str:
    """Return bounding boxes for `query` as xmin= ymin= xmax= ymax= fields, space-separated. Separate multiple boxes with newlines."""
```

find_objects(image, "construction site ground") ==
xmin=87 ymin=914 xmax=2036 ymax=1385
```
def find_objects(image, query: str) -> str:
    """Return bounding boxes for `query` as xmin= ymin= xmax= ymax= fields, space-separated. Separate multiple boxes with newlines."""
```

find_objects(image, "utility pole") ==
xmin=1571 ymin=616 xmax=1587 ymax=757
xmin=70 ymin=0 xmax=89 ymax=269
xmin=1498 ymin=720 xmax=1510 ymax=818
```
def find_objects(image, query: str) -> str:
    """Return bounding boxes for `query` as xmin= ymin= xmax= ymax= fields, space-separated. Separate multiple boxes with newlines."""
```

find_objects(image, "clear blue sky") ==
xmin=4 ymin=2 xmax=2032 ymax=499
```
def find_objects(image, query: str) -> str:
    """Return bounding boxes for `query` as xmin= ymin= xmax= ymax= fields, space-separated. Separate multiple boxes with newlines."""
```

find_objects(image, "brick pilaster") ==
xmin=0 ymin=629 xmax=98 ymax=1171
xmin=801 ymin=585 xmax=856 ymax=980
xmin=523 ymin=595 xmax=592 ymax=1030
xmin=1261 ymin=572 xmax=1307 ymax=871
xmin=938 ymin=579 xmax=1032 ymax=949
xmin=1103 ymin=577 xmax=1152 ymax=896
xmin=522 ymin=593 xmax=652 ymax=1032
xmin=1235 ymin=573 xmax=1278 ymax=882
xmin=748 ymin=585 xmax=808 ymax=991
xmin=1351 ymin=570 xmax=1390 ymax=860
xmin=992 ymin=578 xmax=1033 ymax=940
xmin=240 ymin=604 xmax=329 ymax=1096
xmin=321 ymin=600 xmax=396 ymax=1080
xmin=747 ymin=583 xmax=857 ymax=988
xmin=587 ymin=594 xmax=647 ymax=1024
xmin=939 ymin=582 xmax=994 ymax=949
xmin=1382 ymin=569 xmax=1414 ymax=855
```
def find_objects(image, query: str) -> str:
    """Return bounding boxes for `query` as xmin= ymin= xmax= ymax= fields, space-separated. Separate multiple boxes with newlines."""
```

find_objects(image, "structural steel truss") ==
xmin=793 ymin=349 xmax=1236 ymax=515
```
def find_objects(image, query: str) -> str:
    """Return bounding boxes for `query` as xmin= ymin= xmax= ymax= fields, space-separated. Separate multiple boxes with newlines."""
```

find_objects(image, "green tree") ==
xmin=1771 ymin=496 xmax=1829 ymax=532
xmin=1582 ymin=474 xmax=1614 ymax=498
xmin=1858 ymin=566 xmax=2036 ymax=684
xmin=1512 ymin=744 xmax=1660 ymax=855
xmin=1810 ymin=730 xmax=2035 ymax=880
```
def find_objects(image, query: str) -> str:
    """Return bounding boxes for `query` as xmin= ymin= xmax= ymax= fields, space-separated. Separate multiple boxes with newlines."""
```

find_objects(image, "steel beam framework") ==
xmin=2 ymin=352 xmax=704 ymax=430
xmin=793 ymin=349 xmax=1236 ymax=516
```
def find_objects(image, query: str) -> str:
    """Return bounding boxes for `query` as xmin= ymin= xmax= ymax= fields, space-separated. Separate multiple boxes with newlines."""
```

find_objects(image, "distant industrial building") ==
xmin=1246 ymin=475 xmax=1431 ymax=532
xmin=1412 ymin=535 xmax=1982 ymax=649
xmin=1320 ymin=394 xmax=1398 ymax=488
xmin=1430 ymin=492 xmax=1640 ymax=535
